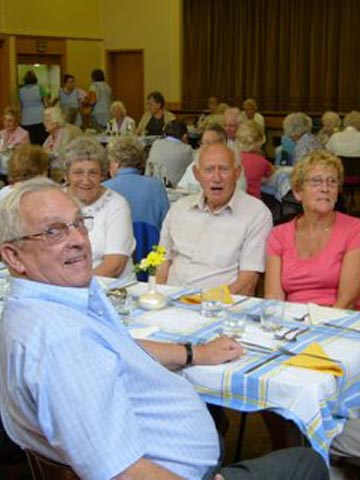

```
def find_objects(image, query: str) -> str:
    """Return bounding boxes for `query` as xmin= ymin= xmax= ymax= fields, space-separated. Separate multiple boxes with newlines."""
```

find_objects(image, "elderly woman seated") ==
xmin=240 ymin=98 xmax=265 ymax=130
xmin=43 ymin=107 xmax=82 ymax=155
xmin=265 ymin=150 xmax=360 ymax=309
xmin=64 ymin=136 xmax=135 ymax=279
xmin=0 ymin=106 xmax=29 ymax=152
xmin=237 ymin=120 xmax=273 ymax=198
xmin=326 ymin=110 xmax=360 ymax=157
xmin=0 ymin=144 xmax=49 ymax=201
xmin=317 ymin=111 xmax=341 ymax=147
xmin=105 ymin=136 xmax=169 ymax=267
xmin=106 ymin=101 xmax=135 ymax=135
xmin=136 ymin=91 xmax=175 ymax=136
xmin=283 ymin=112 xmax=321 ymax=164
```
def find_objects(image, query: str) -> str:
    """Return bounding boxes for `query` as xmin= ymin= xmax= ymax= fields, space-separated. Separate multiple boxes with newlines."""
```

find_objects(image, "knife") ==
xmin=323 ymin=322 xmax=360 ymax=334
xmin=244 ymin=352 xmax=282 ymax=374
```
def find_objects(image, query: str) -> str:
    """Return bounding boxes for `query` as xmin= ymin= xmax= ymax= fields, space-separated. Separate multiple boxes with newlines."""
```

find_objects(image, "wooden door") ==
xmin=107 ymin=50 xmax=144 ymax=123
xmin=0 ymin=37 xmax=11 ymax=114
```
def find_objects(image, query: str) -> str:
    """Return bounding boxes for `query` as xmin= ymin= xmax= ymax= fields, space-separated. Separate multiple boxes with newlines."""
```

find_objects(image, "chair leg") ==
xmin=234 ymin=412 xmax=248 ymax=461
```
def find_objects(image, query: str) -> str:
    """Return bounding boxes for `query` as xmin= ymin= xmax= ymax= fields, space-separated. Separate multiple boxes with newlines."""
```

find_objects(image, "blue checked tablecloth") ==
xmin=125 ymin=284 xmax=360 ymax=465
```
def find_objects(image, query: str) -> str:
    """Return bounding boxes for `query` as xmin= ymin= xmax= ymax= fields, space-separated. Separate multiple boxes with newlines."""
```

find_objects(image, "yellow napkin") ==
xmin=181 ymin=285 xmax=234 ymax=305
xmin=284 ymin=343 xmax=344 ymax=377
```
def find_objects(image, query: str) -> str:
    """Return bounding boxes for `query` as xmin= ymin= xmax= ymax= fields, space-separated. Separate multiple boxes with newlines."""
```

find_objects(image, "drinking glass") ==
xmin=260 ymin=303 xmax=284 ymax=332
xmin=201 ymin=288 xmax=224 ymax=318
xmin=222 ymin=312 xmax=246 ymax=338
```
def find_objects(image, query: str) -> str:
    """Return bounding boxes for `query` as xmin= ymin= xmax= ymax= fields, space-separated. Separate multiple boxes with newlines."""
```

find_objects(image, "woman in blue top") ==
xmin=19 ymin=70 xmax=49 ymax=145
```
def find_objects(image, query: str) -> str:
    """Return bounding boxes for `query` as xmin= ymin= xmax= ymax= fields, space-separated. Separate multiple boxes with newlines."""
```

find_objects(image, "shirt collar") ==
xmin=116 ymin=167 xmax=140 ymax=176
xmin=190 ymin=189 xmax=239 ymax=214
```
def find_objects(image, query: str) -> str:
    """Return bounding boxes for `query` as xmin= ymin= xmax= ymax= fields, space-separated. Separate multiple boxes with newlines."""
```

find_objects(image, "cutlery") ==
xmin=244 ymin=352 xmax=282 ymax=374
xmin=239 ymin=340 xmax=275 ymax=353
xmin=226 ymin=297 xmax=251 ymax=309
xmin=278 ymin=346 xmax=341 ymax=364
xmin=323 ymin=322 xmax=360 ymax=334
xmin=274 ymin=327 xmax=300 ymax=341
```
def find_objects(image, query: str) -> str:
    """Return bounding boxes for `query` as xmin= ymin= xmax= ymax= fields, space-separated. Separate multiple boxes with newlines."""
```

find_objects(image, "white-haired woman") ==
xmin=43 ymin=107 xmax=82 ymax=155
xmin=106 ymin=101 xmax=135 ymax=135
xmin=317 ymin=111 xmax=341 ymax=147
xmin=237 ymin=120 xmax=273 ymax=198
xmin=283 ymin=112 xmax=321 ymax=164
xmin=64 ymin=136 xmax=135 ymax=279
xmin=326 ymin=110 xmax=360 ymax=157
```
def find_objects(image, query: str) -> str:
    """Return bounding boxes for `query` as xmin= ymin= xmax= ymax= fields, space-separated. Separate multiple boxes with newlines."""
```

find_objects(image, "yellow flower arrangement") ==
xmin=135 ymin=245 xmax=166 ymax=276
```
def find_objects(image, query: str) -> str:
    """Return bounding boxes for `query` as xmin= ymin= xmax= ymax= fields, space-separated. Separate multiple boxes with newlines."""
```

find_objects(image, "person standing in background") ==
xmin=19 ymin=70 xmax=49 ymax=145
xmin=56 ymin=74 xmax=87 ymax=128
xmin=88 ymin=69 xmax=112 ymax=131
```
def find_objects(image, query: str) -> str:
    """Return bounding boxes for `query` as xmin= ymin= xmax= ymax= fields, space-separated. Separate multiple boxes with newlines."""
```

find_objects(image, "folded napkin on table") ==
xmin=307 ymin=303 xmax=350 ymax=325
xmin=181 ymin=285 xmax=234 ymax=305
xmin=129 ymin=326 xmax=159 ymax=340
xmin=284 ymin=342 xmax=344 ymax=377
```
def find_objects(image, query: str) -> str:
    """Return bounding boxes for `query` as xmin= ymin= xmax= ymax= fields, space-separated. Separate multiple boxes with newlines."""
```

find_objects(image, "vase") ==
xmin=138 ymin=275 xmax=167 ymax=310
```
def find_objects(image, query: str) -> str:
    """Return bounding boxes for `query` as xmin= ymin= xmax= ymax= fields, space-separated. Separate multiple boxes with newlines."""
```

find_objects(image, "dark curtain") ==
xmin=182 ymin=0 xmax=360 ymax=112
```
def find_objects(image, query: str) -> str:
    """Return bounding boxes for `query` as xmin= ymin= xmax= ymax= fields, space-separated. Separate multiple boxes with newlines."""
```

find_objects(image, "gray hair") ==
xmin=0 ymin=178 xmax=61 ymax=245
xmin=237 ymin=120 xmax=264 ymax=152
xmin=224 ymin=107 xmax=242 ymax=124
xmin=283 ymin=112 xmax=312 ymax=138
xmin=110 ymin=100 xmax=127 ymax=116
xmin=196 ymin=143 xmax=241 ymax=168
xmin=63 ymin=136 xmax=109 ymax=176
xmin=107 ymin=136 xmax=145 ymax=171
xmin=44 ymin=107 xmax=66 ymax=128
xmin=343 ymin=111 xmax=360 ymax=131
xmin=321 ymin=111 xmax=341 ymax=130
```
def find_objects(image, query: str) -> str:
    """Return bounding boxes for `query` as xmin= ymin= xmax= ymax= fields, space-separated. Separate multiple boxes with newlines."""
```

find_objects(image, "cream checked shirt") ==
xmin=160 ymin=189 xmax=273 ymax=288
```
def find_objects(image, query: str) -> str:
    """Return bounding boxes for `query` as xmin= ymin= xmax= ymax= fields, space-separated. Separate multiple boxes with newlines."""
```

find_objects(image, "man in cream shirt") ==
xmin=157 ymin=143 xmax=272 ymax=295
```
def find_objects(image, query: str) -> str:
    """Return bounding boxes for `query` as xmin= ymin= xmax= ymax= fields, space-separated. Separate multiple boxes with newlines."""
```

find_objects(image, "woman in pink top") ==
xmin=265 ymin=150 xmax=360 ymax=309
xmin=0 ymin=106 xmax=29 ymax=151
xmin=237 ymin=120 xmax=273 ymax=198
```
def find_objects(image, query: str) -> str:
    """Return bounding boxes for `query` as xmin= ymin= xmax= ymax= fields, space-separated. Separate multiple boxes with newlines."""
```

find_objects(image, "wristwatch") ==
xmin=182 ymin=341 xmax=193 ymax=366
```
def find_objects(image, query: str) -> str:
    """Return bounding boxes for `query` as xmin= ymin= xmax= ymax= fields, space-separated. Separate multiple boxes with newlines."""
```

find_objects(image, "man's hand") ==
xmin=193 ymin=336 xmax=245 ymax=365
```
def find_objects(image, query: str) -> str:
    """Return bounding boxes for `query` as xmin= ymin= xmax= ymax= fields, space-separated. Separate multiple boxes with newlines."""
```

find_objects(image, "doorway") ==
xmin=107 ymin=50 xmax=144 ymax=123
xmin=17 ymin=54 xmax=63 ymax=102
xmin=0 ymin=37 xmax=11 ymax=114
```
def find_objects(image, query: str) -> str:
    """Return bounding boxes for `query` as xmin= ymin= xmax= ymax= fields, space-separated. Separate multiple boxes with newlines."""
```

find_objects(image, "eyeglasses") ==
xmin=304 ymin=176 xmax=339 ymax=188
xmin=11 ymin=216 xmax=94 ymax=245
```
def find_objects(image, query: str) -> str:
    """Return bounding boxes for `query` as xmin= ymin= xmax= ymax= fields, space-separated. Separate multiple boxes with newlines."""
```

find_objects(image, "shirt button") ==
xmin=98 ymin=311 xmax=103 ymax=316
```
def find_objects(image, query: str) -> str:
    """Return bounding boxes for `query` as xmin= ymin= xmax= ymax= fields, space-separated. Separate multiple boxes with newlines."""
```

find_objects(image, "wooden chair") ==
xmin=339 ymin=156 xmax=360 ymax=215
xmin=26 ymin=450 xmax=79 ymax=480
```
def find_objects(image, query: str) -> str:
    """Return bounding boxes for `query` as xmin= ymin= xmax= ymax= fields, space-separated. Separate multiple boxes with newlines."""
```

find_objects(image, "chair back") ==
xmin=26 ymin=450 xmax=79 ymax=480
xmin=339 ymin=156 xmax=360 ymax=185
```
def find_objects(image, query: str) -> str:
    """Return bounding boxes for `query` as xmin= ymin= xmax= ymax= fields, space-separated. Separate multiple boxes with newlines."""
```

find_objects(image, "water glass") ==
xmin=201 ymin=288 xmax=224 ymax=318
xmin=222 ymin=312 xmax=246 ymax=338
xmin=109 ymin=290 xmax=133 ymax=326
xmin=260 ymin=303 xmax=284 ymax=332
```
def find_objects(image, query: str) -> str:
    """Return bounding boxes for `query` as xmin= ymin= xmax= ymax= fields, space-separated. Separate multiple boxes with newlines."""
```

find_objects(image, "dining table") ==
xmin=105 ymin=280 xmax=360 ymax=466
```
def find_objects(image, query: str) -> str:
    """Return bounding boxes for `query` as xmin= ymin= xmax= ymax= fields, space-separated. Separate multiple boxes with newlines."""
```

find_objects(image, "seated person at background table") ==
xmin=106 ymin=100 xmax=135 ymax=135
xmin=197 ymin=96 xmax=219 ymax=131
xmin=223 ymin=107 xmax=242 ymax=148
xmin=54 ymin=73 xmax=87 ymax=128
xmin=157 ymin=143 xmax=272 ymax=295
xmin=265 ymin=150 xmax=360 ymax=309
xmin=274 ymin=135 xmax=296 ymax=166
xmin=136 ymin=90 xmax=175 ymax=136
xmin=316 ymin=111 xmax=341 ymax=147
xmin=283 ymin=112 xmax=321 ymax=164
xmin=237 ymin=120 xmax=273 ymax=198
xmin=0 ymin=144 xmax=49 ymax=201
xmin=146 ymin=120 xmax=193 ymax=187
xmin=43 ymin=107 xmax=83 ymax=156
xmin=0 ymin=106 xmax=29 ymax=152
xmin=64 ymin=136 xmax=135 ymax=279
xmin=326 ymin=110 xmax=360 ymax=157
xmin=240 ymin=98 xmax=265 ymax=130
xmin=0 ymin=178 xmax=328 ymax=480
xmin=104 ymin=136 xmax=169 ymax=262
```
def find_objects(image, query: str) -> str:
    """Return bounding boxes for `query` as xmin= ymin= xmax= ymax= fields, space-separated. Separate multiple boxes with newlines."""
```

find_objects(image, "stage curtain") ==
xmin=182 ymin=0 xmax=360 ymax=112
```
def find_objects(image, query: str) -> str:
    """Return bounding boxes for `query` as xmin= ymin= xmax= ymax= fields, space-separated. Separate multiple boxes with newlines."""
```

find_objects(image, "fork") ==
xmin=278 ymin=346 xmax=341 ymax=364
xmin=274 ymin=327 xmax=300 ymax=341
